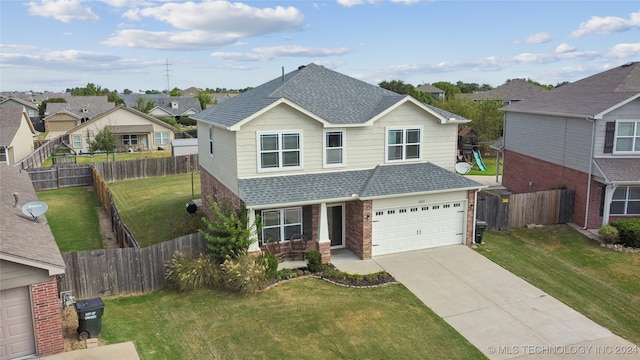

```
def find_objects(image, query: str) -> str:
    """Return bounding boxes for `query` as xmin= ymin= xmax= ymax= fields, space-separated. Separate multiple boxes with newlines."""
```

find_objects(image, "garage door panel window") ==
xmin=261 ymin=208 xmax=302 ymax=244
xmin=387 ymin=127 xmax=421 ymax=162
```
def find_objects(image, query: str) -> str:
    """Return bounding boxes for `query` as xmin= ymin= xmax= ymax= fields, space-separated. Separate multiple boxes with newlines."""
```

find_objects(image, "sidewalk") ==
xmin=40 ymin=342 xmax=139 ymax=360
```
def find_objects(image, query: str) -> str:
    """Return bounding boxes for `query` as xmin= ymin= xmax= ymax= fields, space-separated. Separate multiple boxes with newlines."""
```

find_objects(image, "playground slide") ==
xmin=473 ymin=149 xmax=487 ymax=171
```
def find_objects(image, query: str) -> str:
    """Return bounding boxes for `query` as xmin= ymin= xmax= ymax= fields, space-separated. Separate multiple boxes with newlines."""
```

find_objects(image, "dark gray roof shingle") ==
xmin=0 ymin=106 xmax=26 ymax=146
xmin=238 ymin=162 xmax=482 ymax=207
xmin=594 ymin=158 xmax=640 ymax=183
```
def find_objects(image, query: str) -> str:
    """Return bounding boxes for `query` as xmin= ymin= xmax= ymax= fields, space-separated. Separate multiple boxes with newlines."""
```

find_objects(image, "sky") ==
xmin=1 ymin=0 xmax=639 ymax=93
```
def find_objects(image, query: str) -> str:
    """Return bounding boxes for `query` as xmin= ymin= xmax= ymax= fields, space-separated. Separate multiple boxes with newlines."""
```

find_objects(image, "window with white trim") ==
xmin=209 ymin=126 xmax=214 ymax=157
xmin=0 ymin=147 xmax=7 ymax=164
xmin=387 ymin=127 xmax=421 ymax=161
xmin=71 ymin=134 xmax=82 ymax=148
xmin=122 ymin=134 xmax=138 ymax=146
xmin=324 ymin=130 xmax=344 ymax=166
xmin=610 ymin=187 xmax=640 ymax=215
xmin=261 ymin=208 xmax=302 ymax=244
xmin=259 ymin=132 xmax=301 ymax=170
xmin=154 ymin=131 xmax=170 ymax=145
xmin=614 ymin=121 xmax=640 ymax=153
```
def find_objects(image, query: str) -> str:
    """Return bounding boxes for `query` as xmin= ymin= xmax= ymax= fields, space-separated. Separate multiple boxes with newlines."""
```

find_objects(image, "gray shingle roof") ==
xmin=593 ymin=158 xmax=640 ymax=183
xmin=502 ymin=62 xmax=640 ymax=117
xmin=461 ymin=79 xmax=549 ymax=102
xmin=238 ymin=162 xmax=482 ymax=207
xmin=191 ymin=63 xmax=407 ymax=127
xmin=106 ymin=125 xmax=153 ymax=134
xmin=46 ymin=96 xmax=115 ymax=119
xmin=0 ymin=165 xmax=66 ymax=273
xmin=0 ymin=106 xmax=26 ymax=146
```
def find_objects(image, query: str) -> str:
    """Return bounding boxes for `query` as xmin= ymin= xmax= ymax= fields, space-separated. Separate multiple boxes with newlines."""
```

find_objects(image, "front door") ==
xmin=328 ymin=204 xmax=344 ymax=248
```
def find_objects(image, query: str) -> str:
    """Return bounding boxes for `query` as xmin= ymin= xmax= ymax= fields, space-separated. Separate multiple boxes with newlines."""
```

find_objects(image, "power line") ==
xmin=163 ymin=59 xmax=172 ymax=92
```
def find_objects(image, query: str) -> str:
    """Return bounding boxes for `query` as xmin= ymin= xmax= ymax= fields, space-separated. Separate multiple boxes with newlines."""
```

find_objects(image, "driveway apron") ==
xmin=373 ymin=246 xmax=640 ymax=359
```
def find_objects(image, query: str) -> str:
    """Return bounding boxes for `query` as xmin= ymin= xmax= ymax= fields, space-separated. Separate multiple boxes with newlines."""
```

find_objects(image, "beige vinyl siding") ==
xmin=12 ymin=115 xmax=36 ymax=164
xmin=0 ymin=260 xmax=50 ymax=290
xmin=198 ymin=122 xmax=239 ymax=193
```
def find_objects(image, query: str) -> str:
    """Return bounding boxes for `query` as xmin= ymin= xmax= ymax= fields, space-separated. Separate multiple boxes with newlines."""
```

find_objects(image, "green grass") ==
xmin=101 ymin=279 xmax=486 ymax=360
xmin=42 ymin=150 xmax=172 ymax=167
xmin=37 ymin=187 xmax=104 ymax=252
xmin=475 ymin=225 xmax=640 ymax=345
xmin=465 ymin=154 xmax=501 ymax=176
xmin=109 ymin=173 xmax=201 ymax=247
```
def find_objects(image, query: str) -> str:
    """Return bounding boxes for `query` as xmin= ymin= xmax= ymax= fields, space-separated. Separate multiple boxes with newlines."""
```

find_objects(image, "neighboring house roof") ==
xmin=238 ymin=162 xmax=482 ymax=207
xmin=0 ymin=106 xmax=35 ymax=146
xmin=0 ymin=97 xmax=39 ymax=112
xmin=593 ymin=158 xmax=640 ymax=184
xmin=416 ymin=84 xmax=445 ymax=94
xmin=65 ymin=105 xmax=178 ymax=134
xmin=461 ymin=79 xmax=548 ymax=102
xmin=502 ymin=62 xmax=640 ymax=118
xmin=192 ymin=63 xmax=470 ymax=129
xmin=120 ymin=94 xmax=202 ymax=116
xmin=106 ymin=125 xmax=154 ymax=134
xmin=182 ymin=87 xmax=202 ymax=97
xmin=43 ymin=109 xmax=82 ymax=121
xmin=45 ymin=96 xmax=115 ymax=119
xmin=0 ymin=165 xmax=66 ymax=275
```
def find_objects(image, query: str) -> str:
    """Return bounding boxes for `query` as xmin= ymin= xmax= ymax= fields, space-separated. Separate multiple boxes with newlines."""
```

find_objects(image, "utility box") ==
xmin=74 ymin=298 xmax=105 ymax=340
xmin=475 ymin=220 xmax=488 ymax=244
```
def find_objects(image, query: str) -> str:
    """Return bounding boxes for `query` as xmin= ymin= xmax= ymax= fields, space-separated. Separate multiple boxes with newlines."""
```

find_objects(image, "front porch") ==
xmin=277 ymin=248 xmax=384 ymax=275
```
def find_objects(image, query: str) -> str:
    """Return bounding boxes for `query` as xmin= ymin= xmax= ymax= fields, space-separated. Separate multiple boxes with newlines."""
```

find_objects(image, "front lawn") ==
xmin=37 ymin=187 xmax=104 ymax=252
xmin=475 ymin=225 xmax=640 ymax=345
xmin=109 ymin=173 xmax=201 ymax=247
xmin=101 ymin=279 xmax=486 ymax=360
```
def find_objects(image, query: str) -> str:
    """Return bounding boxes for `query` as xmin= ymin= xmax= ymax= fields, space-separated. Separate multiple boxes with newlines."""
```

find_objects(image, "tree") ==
xmin=169 ymin=87 xmax=182 ymax=96
xmin=197 ymin=92 xmax=213 ymax=110
xmin=89 ymin=128 xmax=117 ymax=154
xmin=39 ymin=97 xmax=66 ymax=117
xmin=431 ymin=81 xmax=461 ymax=100
xmin=134 ymin=97 xmax=155 ymax=114
xmin=201 ymin=196 xmax=261 ymax=264
xmin=123 ymin=89 xmax=133 ymax=94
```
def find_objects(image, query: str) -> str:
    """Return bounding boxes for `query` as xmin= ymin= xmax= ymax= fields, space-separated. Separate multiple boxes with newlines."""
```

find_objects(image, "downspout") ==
xmin=583 ymin=117 xmax=595 ymax=229
xmin=472 ymin=189 xmax=479 ymax=244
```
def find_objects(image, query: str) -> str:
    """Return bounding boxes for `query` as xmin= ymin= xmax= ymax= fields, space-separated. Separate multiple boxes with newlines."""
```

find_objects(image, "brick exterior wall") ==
xmin=466 ymin=190 xmax=476 ymax=246
xmin=199 ymin=166 xmax=243 ymax=219
xmin=502 ymin=150 xmax=605 ymax=228
xmin=31 ymin=277 xmax=64 ymax=357
xmin=345 ymin=200 xmax=372 ymax=260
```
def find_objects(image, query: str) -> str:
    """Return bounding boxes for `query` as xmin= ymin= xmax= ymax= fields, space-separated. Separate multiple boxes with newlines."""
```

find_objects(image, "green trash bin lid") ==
xmin=74 ymin=298 xmax=105 ymax=311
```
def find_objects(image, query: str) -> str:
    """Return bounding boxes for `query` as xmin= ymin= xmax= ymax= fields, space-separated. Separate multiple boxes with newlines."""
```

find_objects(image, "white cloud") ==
xmin=337 ymin=0 xmax=367 ymax=7
xmin=212 ymin=45 xmax=350 ymax=61
xmin=608 ymin=43 xmax=640 ymax=59
xmin=515 ymin=32 xmax=552 ymax=44
xmin=555 ymin=43 xmax=576 ymax=53
xmin=513 ymin=50 xmax=599 ymax=64
xmin=571 ymin=11 xmax=640 ymax=37
xmin=109 ymin=1 xmax=304 ymax=50
xmin=337 ymin=0 xmax=425 ymax=7
xmin=27 ymin=0 xmax=99 ymax=23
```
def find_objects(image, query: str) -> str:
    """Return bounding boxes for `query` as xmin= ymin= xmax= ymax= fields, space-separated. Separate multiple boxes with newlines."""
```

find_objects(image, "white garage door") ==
xmin=0 ymin=287 xmax=35 ymax=360
xmin=372 ymin=201 xmax=465 ymax=256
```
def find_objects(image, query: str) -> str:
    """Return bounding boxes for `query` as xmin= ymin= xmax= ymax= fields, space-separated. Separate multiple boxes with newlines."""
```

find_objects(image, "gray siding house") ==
xmin=502 ymin=62 xmax=640 ymax=229
xmin=191 ymin=64 xmax=484 ymax=263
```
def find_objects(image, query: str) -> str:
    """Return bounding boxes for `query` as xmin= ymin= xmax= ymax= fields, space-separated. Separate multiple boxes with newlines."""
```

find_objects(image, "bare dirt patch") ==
xmin=61 ymin=306 xmax=105 ymax=351
xmin=97 ymin=206 xmax=119 ymax=249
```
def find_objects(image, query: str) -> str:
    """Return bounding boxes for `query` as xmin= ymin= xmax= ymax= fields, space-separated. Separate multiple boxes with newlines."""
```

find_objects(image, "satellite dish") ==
xmin=22 ymin=201 xmax=48 ymax=222
xmin=455 ymin=162 xmax=472 ymax=175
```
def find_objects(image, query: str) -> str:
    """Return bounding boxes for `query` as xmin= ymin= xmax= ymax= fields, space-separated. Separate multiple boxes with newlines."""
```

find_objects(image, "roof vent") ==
xmin=298 ymin=65 xmax=306 ymax=70
xmin=621 ymin=62 xmax=633 ymax=67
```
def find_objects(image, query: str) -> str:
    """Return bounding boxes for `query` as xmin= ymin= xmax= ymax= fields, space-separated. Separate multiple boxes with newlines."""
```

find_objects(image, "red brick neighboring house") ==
xmin=191 ymin=64 xmax=484 ymax=264
xmin=502 ymin=62 xmax=640 ymax=229
xmin=0 ymin=165 xmax=66 ymax=359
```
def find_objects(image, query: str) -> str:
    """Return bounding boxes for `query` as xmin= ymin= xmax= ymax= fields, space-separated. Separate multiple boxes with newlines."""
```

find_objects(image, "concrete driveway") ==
xmin=373 ymin=246 xmax=640 ymax=360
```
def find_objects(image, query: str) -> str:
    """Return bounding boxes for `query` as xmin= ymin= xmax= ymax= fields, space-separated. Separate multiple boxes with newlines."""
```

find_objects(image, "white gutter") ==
xmin=583 ymin=117 xmax=595 ymax=229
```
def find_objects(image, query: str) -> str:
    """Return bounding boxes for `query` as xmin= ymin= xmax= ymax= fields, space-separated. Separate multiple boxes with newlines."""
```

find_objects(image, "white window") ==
xmin=614 ymin=121 xmax=640 ymax=153
xmin=261 ymin=208 xmax=303 ymax=244
xmin=209 ymin=126 xmax=214 ymax=157
xmin=258 ymin=132 xmax=301 ymax=170
xmin=610 ymin=187 xmax=640 ymax=215
xmin=71 ymin=134 xmax=82 ymax=148
xmin=122 ymin=134 xmax=138 ymax=146
xmin=154 ymin=132 xmax=169 ymax=145
xmin=324 ymin=130 xmax=344 ymax=167
xmin=387 ymin=127 xmax=421 ymax=161
xmin=0 ymin=147 xmax=7 ymax=164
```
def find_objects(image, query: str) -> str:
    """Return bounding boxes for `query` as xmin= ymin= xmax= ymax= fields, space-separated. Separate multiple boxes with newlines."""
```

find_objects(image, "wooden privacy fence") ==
xmin=94 ymin=154 xmax=198 ymax=182
xmin=59 ymin=233 xmax=208 ymax=300
xmin=476 ymin=189 xmax=575 ymax=230
xmin=27 ymin=164 xmax=93 ymax=191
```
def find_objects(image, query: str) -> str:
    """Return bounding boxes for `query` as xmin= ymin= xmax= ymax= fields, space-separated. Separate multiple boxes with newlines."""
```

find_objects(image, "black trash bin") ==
xmin=475 ymin=220 xmax=488 ymax=244
xmin=74 ymin=298 xmax=105 ymax=340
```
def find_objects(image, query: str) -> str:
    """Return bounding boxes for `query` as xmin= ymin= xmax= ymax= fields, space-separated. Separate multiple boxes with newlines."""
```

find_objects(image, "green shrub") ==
xmin=220 ymin=251 xmax=268 ymax=294
xmin=610 ymin=219 xmax=640 ymax=247
xmin=306 ymin=250 xmax=323 ymax=272
xmin=598 ymin=224 xmax=620 ymax=244
xmin=258 ymin=252 xmax=278 ymax=278
xmin=165 ymin=252 xmax=219 ymax=292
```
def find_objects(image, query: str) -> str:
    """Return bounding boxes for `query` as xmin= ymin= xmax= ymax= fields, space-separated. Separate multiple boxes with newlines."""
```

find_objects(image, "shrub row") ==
xmin=600 ymin=219 xmax=640 ymax=247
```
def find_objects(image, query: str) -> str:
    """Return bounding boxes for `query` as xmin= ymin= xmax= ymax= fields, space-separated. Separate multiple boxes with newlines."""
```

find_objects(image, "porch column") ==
xmin=318 ymin=202 xmax=330 ymax=244
xmin=247 ymin=208 xmax=261 ymax=252
xmin=601 ymin=185 xmax=617 ymax=226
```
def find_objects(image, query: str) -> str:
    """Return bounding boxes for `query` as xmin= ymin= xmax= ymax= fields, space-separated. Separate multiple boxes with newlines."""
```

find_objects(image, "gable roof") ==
xmin=0 ymin=97 xmax=40 ymax=111
xmin=120 ymin=94 xmax=202 ymax=114
xmin=65 ymin=105 xmax=178 ymax=134
xmin=238 ymin=162 xmax=483 ymax=207
xmin=191 ymin=63 xmax=469 ymax=129
xmin=45 ymin=95 xmax=115 ymax=119
xmin=416 ymin=84 xmax=445 ymax=94
xmin=461 ymin=79 xmax=549 ymax=102
xmin=593 ymin=158 xmax=640 ymax=185
xmin=0 ymin=165 xmax=65 ymax=275
xmin=502 ymin=62 xmax=640 ymax=118
xmin=0 ymin=106 xmax=35 ymax=146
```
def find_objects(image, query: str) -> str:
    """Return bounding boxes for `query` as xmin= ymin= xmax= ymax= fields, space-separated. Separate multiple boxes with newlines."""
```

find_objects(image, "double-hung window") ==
xmin=259 ymin=132 xmax=301 ymax=170
xmin=0 ymin=147 xmax=7 ymax=164
xmin=387 ymin=127 xmax=421 ymax=161
xmin=261 ymin=208 xmax=303 ymax=244
xmin=610 ymin=187 xmax=640 ymax=215
xmin=324 ymin=130 xmax=344 ymax=167
xmin=154 ymin=132 xmax=169 ymax=145
xmin=122 ymin=134 xmax=138 ymax=146
xmin=71 ymin=134 xmax=82 ymax=148
xmin=614 ymin=121 xmax=640 ymax=153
